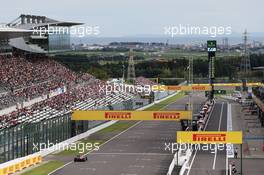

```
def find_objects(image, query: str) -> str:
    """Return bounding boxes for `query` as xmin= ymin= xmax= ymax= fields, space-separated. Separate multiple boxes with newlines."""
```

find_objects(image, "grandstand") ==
xmin=0 ymin=54 xmax=139 ymax=162
xmin=6 ymin=14 xmax=82 ymax=53
xmin=0 ymin=15 xmax=168 ymax=163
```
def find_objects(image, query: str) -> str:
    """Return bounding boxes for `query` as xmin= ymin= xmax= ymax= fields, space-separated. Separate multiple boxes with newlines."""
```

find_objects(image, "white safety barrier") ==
xmin=168 ymin=100 xmax=215 ymax=175
xmin=39 ymin=120 xmax=118 ymax=157
xmin=167 ymin=142 xmax=193 ymax=175
xmin=167 ymin=158 xmax=175 ymax=175
xmin=179 ymin=160 xmax=189 ymax=175
xmin=226 ymin=103 xmax=235 ymax=175
xmin=222 ymin=95 xmax=237 ymax=101
xmin=227 ymin=103 xmax=234 ymax=158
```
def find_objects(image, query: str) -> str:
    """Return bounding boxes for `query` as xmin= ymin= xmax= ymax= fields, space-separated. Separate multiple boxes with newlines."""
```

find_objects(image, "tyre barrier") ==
xmin=0 ymin=154 xmax=42 ymax=175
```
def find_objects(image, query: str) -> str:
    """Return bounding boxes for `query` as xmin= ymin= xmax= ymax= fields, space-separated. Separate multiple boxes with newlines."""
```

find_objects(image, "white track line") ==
xmin=49 ymin=92 xmax=184 ymax=174
xmin=226 ymin=155 xmax=229 ymax=175
xmin=212 ymin=102 xmax=224 ymax=170
xmin=89 ymin=152 xmax=171 ymax=156
xmin=186 ymin=101 xmax=216 ymax=175
xmin=204 ymin=100 xmax=216 ymax=129
xmin=226 ymin=102 xmax=231 ymax=175
xmin=48 ymin=121 xmax=142 ymax=175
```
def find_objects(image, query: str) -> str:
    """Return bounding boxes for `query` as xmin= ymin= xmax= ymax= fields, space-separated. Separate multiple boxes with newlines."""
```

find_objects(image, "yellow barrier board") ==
xmin=153 ymin=83 xmax=263 ymax=92
xmin=177 ymin=131 xmax=242 ymax=144
xmin=72 ymin=110 xmax=192 ymax=121
xmin=0 ymin=155 xmax=42 ymax=175
xmin=192 ymin=82 xmax=263 ymax=87
xmin=165 ymin=85 xmax=212 ymax=91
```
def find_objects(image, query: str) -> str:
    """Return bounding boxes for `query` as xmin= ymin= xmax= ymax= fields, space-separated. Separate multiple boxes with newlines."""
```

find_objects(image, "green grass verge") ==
xmin=27 ymin=91 xmax=185 ymax=173
xmin=21 ymin=161 xmax=64 ymax=175
xmin=56 ymin=122 xmax=135 ymax=156
xmin=96 ymin=122 xmax=134 ymax=134
xmin=144 ymin=92 xmax=185 ymax=111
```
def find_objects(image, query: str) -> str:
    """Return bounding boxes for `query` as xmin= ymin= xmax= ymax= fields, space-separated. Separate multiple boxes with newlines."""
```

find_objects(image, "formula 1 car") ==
xmin=74 ymin=155 xmax=88 ymax=162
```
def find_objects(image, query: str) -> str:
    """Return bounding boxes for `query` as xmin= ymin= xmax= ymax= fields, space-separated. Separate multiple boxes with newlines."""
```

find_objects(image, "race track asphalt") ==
xmin=51 ymin=93 xmax=207 ymax=175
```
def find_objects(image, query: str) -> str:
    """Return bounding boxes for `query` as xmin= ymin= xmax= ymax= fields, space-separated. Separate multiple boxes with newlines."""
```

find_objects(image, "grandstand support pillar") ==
xmin=71 ymin=121 xmax=77 ymax=137
xmin=3 ymin=130 xmax=6 ymax=162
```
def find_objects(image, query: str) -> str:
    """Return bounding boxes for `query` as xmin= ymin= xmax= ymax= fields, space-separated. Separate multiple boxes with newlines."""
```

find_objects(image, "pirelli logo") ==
xmin=177 ymin=131 xmax=242 ymax=144
xmin=192 ymin=86 xmax=210 ymax=91
xmin=193 ymin=134 xmax=226 ymax=142
xmin=105 ymin=112 xmax=131 ymax=119
xmin=72 ymin=110 xmax=192 ymax=121
xmin=153 ymin=112 xmax=180 ymax=120
xmin=166 ymin=86 xmax=182 ymax=91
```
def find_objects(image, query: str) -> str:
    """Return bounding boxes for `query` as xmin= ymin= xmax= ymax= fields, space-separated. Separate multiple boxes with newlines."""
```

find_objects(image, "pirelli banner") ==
xmin=177 ymin=131 xmax=243 ymax=144
xmin=72 ymin=110 xmax=192 ymax=121
xmin=165 ymin=85 xmax=212 ymax=91
xmin=192 ymin=83 xmax=263 ymax=87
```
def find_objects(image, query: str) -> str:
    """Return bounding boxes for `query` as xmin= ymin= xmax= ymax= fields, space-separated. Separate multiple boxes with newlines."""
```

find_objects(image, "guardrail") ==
xmin=227 ymin=103 xmax=234 ymax=158
xmin=166 ymin=99 xmax=215 ymax=175
xmin=0 ymin=154 xmax=42 ymax=175
xmin=179 ymin=160 xmax=189 ymax=175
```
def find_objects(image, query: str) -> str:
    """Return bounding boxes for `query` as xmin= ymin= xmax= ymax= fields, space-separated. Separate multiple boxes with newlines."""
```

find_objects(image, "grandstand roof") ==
xmin=7 ymin=14 xmax=83 ymax=30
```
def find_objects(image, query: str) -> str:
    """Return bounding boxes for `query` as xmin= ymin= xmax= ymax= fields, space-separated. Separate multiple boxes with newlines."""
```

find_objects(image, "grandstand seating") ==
xmin=0 ymin=91 xmax=134 ymax=129
xmin=135 ymin=76 xmax=158 ymax=86
xmin=0 ymin=55 xmax=94 ymax=109
xmin=0 ymin=55 xmax=158 ymax=130
xmin=0 ymin=55 xmax=148 ymax=130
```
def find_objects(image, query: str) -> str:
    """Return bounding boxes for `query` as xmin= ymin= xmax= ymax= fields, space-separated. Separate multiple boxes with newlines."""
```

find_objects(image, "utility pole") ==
xmin=240 ymin=29 xmax=251 ymax=91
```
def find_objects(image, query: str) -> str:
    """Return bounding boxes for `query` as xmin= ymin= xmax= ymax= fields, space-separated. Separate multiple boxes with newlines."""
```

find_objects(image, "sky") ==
xmin=1 ymin=0 xmax=264 ymax=37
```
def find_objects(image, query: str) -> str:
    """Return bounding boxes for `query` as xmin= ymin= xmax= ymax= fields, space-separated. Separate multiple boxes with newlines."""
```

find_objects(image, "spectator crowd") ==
xmin=0 ymin=55 xmax=156 ymax=129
